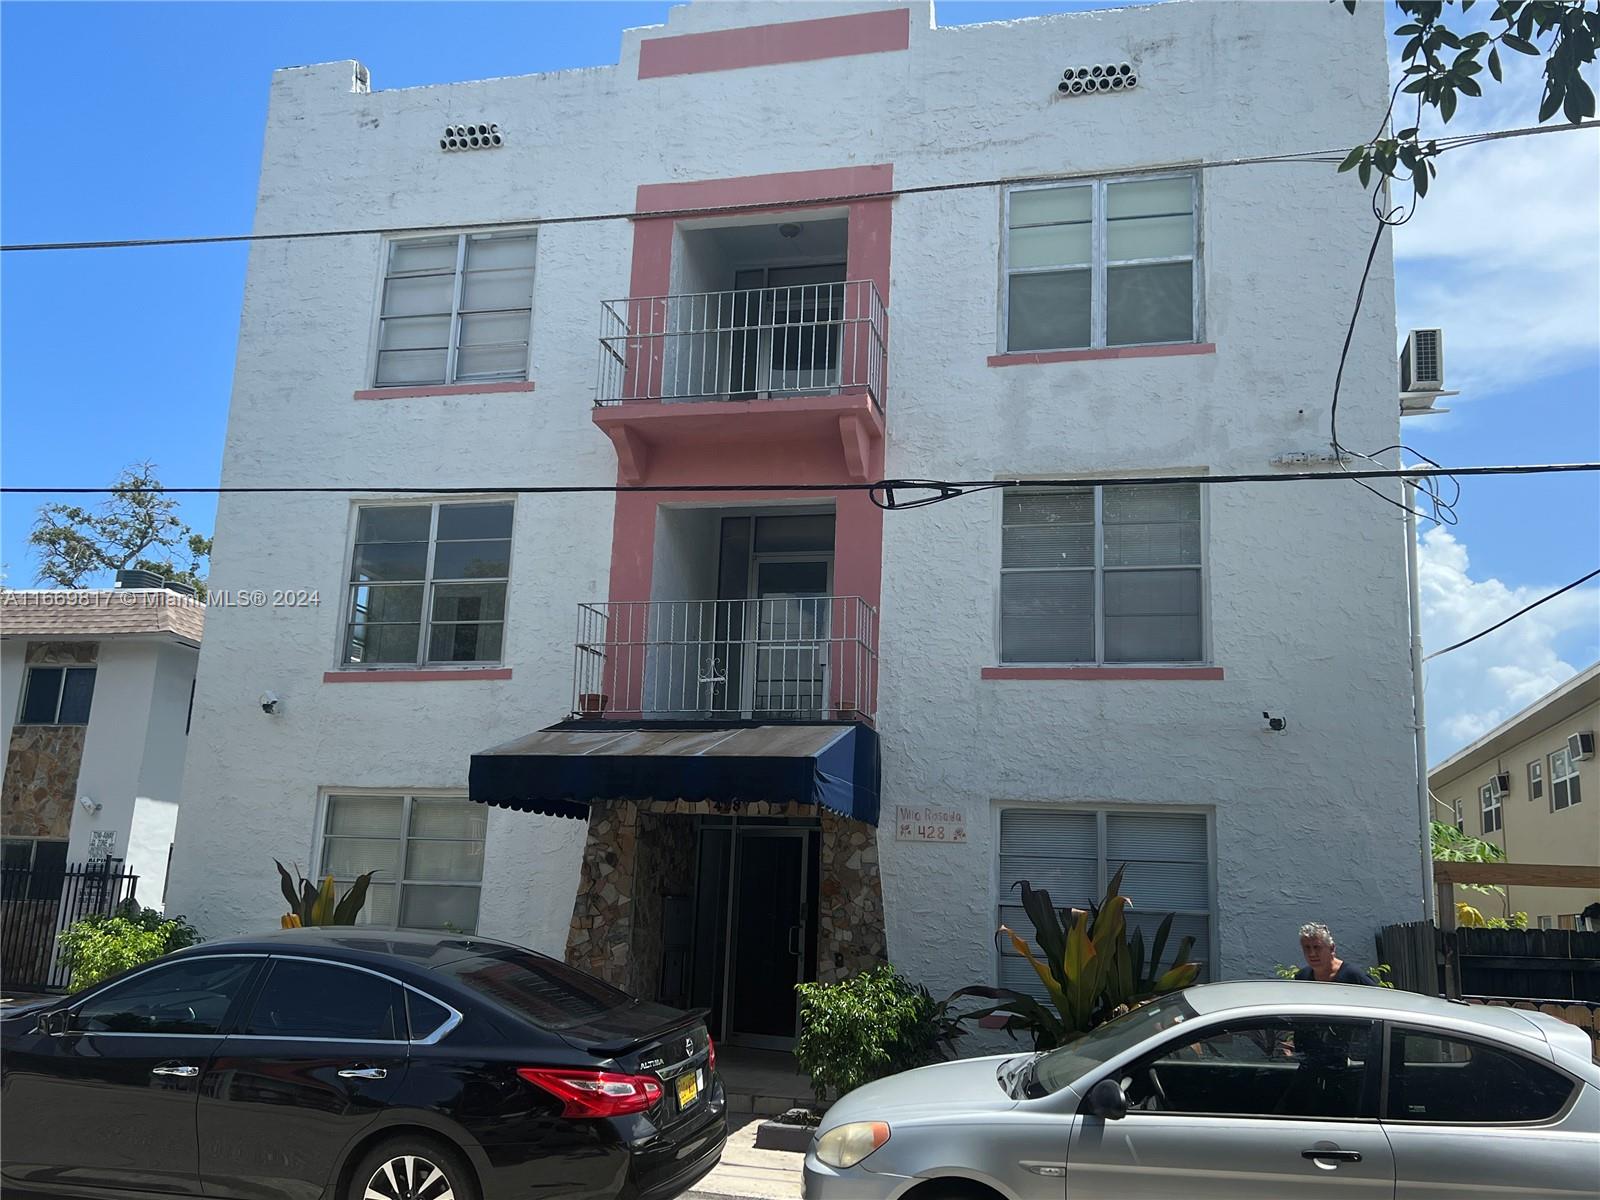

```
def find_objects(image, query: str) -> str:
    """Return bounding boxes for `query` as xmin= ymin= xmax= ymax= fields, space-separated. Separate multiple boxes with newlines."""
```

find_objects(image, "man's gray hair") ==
xmin=1299 ymin=922 xmax=1335 ymax=946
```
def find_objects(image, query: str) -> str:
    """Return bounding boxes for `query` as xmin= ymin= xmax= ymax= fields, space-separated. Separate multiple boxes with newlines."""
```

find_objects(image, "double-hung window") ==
xmin=375 ymin=231 xmax=536 ymax=387
xmin=16 ymin=666 xmax=96 ymax=725
xmin=343 ymin=500 xmax=513 ymax=666
xmin=1549 ymin=747 xmax=1582 ymax=811
xmin=1527 ymin=759 xmax=1544 ymax=803
xmin=1004 ymin=174 xmax=1198 ymax=353
xmin=1450 ymin=798 xmax=1465 ymax=833
xmin=320 ymin=793 xmax=486 ymax=933
xmin=1479 ymin=782 xmax=1503 ymax=834
xmin=1000 ymin=484 xmax=1204 ymax=664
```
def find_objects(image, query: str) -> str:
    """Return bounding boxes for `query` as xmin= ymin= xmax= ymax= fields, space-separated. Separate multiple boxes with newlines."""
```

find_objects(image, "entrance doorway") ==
xmin=689 ymin=818 xmax=820 ymax=1049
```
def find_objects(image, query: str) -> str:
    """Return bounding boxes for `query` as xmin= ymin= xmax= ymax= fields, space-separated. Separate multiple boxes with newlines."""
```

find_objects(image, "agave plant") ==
xmin=949 ymin=866 xmax=1201 ymax=1050
xmin=275 ymin=860 xmax=376 ymax=928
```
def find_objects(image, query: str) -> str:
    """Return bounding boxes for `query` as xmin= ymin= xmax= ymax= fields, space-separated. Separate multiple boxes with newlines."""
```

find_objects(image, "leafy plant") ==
xmin=58 ymin=901 xmax=201 ymax=990
xmin=794 ymin=966 xmax=962 ymax=1104
xmin=275 ymin=860 xmax=375 ymax=927
xmin=1455 ymin=904 xmax=1528 ymax=929
xmin=949 ymin=866 xmax=1201 ymax=1051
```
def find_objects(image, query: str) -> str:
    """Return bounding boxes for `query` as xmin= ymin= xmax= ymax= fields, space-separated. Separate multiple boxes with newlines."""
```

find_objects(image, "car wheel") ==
xmin=349 ymin=1135 xmax=479 ymax=1200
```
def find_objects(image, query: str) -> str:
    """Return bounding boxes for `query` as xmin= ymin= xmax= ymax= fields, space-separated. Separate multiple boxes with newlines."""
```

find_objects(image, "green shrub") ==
xmin=794 ymin=967 xmax=961 ymax=1105
xmin=58 ymin=902 xmax=200 ymax=990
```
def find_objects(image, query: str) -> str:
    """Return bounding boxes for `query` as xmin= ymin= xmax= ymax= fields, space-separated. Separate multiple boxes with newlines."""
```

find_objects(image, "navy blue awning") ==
xmin=468 ymin=721 xmax=879 ymax=825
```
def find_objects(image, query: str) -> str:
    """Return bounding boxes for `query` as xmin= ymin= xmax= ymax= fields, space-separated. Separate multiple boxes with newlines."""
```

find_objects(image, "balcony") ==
xmin=597 ymin=280 xmax=885 ymax=409
xmin=571 ymin=597 xmax=878 ymax=723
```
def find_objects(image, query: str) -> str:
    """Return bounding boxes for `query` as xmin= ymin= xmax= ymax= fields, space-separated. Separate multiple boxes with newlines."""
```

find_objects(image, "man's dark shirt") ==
xmin=1295 ymin=962 xmax=1379 ymax=986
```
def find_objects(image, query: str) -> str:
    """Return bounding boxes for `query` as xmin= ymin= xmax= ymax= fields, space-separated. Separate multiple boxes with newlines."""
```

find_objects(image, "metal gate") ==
xmin=1 ymin=860 xmax=139 ymax=993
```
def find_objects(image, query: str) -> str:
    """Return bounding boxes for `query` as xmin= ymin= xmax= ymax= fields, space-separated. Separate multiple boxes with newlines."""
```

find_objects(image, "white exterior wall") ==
xmin=170 ymin=0 xmax=1415 ymax=980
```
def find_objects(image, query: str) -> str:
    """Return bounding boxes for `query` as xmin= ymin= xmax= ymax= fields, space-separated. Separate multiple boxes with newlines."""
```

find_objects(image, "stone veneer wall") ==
xmin=1 ymin=642 xmax=98 ymax=839
xmin=566 ymin=798 xmax=888 ymax=993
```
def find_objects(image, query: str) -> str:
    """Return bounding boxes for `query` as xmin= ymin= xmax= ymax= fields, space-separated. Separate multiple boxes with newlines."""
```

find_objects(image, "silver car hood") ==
xmin=823 ymin=1053 xmax=1023 ymax=1126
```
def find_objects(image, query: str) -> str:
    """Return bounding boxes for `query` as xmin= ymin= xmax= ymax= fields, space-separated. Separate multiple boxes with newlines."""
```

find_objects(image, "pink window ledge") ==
xmin=324 ymin=668 xmax=514 ymax=683
xmin=988 ymin=343 xmax=1216 ymax=368
xmin=981 ymin=666 xmax=1224 ymax=681
xmin=354 ymin=381 xmax=535 ymax=400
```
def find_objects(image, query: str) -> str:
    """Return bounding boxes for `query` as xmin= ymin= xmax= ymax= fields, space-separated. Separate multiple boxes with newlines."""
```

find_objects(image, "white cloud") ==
xmin=1420 ymin=527 xmax=1599 ymax=758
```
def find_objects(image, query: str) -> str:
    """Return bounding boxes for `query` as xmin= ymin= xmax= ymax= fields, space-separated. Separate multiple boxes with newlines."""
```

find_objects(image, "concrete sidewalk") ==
xmin=688 ymin=1113 xmax=805 ymax=1200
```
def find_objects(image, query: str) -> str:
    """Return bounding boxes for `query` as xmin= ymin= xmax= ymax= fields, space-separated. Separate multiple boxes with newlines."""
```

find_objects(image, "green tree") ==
xmin=1431 ymin=819 xmax=1518 ymax=919
xmin=29 ymin=461 xmax=212 ymax=596
xmin=1338 ymin=1 xmax=1598 ymax=198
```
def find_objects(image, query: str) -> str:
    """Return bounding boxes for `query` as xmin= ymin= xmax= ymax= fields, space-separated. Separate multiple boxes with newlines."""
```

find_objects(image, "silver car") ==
xmin=803 ymin=981 xmax=1600 ymax=1200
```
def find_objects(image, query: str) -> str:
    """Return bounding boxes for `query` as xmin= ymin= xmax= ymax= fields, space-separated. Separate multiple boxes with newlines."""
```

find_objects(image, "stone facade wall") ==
xmin=817 ymin=811 xmax=888 ymax=984
xmin=2 ymin=642 xmax=98 ymax=840
xmin=566 ymin=800 xmax=639 ymax=986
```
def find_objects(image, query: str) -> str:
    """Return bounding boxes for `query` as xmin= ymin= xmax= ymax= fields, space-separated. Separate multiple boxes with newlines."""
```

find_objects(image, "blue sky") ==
xmin=2 ymin=1 xmax=1596 ymax=757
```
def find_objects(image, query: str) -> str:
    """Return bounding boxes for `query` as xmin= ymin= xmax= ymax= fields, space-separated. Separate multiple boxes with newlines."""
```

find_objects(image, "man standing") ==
xmin=1295 ymin=922 xmax=1379 ymax=985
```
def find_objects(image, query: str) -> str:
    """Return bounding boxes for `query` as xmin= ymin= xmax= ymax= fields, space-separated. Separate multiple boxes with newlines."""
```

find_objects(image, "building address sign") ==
xmin=895 ymin=804 xmax=966 ymax=843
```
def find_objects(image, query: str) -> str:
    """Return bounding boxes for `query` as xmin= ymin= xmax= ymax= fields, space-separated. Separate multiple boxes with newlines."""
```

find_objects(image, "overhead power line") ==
xmin=1423 ymin=568 xmax=1600 ymax=661
xmin=2 ymin=462 xmax=1596 ymax=506
xmin=2 ymin=120 xmax=1593 ymax=254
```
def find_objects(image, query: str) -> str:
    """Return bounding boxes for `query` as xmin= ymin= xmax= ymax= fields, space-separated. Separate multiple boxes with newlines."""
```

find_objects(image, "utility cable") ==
xmin=1423 ymin=568 xmax=1600 ymax=661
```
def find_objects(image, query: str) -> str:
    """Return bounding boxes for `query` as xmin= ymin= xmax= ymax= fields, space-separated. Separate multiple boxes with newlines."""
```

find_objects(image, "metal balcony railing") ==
xmin=596 ymin=280 xmax=885 ymax=408
xmin=573 ymin=597 xmax=878 ymax=722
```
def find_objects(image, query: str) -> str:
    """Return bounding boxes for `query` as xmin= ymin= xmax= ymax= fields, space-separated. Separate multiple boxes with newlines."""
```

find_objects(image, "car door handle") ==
xmin=337 ymin=1067 xmax=387 ymax=1080
xmin=1302 ymin=1148 xmax=1362 ymax=1163
xmin=151 ymin=1064 xmax=199 ymax=1078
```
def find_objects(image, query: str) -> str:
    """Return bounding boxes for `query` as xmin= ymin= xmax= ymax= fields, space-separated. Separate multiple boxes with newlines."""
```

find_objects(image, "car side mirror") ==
xmin=1086 ymin=1078 xmax=1128 ymax=1121
xmin=37 ymin=1009 xmax=72 ymax=1037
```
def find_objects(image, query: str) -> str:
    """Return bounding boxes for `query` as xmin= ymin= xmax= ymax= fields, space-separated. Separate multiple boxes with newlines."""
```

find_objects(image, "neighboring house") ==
xmin=168 ymin=0 xmax=1418 ymax=1047
xmin=1 ymin=582 xmax=204 ymax=903
xmin=1430 ymin=664 xmax=1599 ymax=928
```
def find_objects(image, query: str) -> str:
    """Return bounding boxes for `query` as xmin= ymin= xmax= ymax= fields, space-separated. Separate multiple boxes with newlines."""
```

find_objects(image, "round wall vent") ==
xmin=441 ymin=123 xmax=503 ymax=151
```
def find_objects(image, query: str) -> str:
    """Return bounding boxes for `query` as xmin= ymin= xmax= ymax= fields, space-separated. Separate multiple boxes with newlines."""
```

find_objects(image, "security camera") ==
xmin=259 ymin=692 xmax=281 ymax=715
xmin=77 ymin=795 xmax=101 ymax=814
xmin=1263 ymin=711 xmax=1287 ymax=733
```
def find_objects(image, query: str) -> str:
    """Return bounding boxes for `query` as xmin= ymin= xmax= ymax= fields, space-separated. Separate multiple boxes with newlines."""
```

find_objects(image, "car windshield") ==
xmin=1033 ymin=994 xmax=1200 ymax=1094
xmin=438 ymin=948 xmax=633 ymax=1031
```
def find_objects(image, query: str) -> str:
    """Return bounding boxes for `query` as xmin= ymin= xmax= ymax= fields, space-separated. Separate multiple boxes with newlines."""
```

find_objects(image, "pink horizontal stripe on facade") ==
xmin=987 ymin=343 xmax=1217 ymax=368
xmin=353 ymin=382 xmax=535 ymax=400
xmin=635 ymin=164 xmax=895 ymax=217
xmin=981 ymin=666 xmax=1225 ymax=681
xmin=323 ymin=668 xmax=514 ymax=683
xmin=637 ymin=8 xmax=911 ymax=79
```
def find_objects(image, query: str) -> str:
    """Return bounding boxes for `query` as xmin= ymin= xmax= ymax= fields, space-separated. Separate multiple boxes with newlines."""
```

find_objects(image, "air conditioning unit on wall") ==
xmin=1569 ymin=731 xmax=1596 ymax=762
xmin=1489 ymin=772 xmax=1511 ymax=800
xmin=1401 ymin=328 xmax=1444 ymax=392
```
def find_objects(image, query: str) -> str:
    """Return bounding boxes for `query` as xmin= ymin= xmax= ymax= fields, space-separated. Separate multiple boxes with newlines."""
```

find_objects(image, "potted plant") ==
xmin=578 ymin=692 xmax=609 ymax=718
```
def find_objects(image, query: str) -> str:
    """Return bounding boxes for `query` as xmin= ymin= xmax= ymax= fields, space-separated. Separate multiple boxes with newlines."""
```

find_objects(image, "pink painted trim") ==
xmin=354 ymin=382 xmax=536 ymax=400
xmin=981 ymin=666 xmax=1225 ymax=681
xmin=987 ymin=343 xmax=1217 ymax=368
xmin=635 ymin=164 xmax=894 ymax=217
xmin=638 ymin=8 xmax=911 ymax=80
xmin=323 ymin=668 xmax=513 ymax=683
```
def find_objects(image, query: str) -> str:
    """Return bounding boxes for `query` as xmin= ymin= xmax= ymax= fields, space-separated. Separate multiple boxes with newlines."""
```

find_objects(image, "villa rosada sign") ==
xmin=895 ymin=805 xmax=966 ymax=843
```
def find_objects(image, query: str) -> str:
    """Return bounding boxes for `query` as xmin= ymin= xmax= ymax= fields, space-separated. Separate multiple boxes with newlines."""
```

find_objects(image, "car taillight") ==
xmin=517 ymin=1067 xmax=663 ymax=1118
xmin=708 ymin=1036 xmax=716 ymax=1073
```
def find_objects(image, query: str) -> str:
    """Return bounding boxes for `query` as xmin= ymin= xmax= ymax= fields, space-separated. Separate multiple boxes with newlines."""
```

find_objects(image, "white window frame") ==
xmin=338 ymin=496 xmax=515 ymax=669
xmin=1479 ymin=781 xmax=1503 ymax=835
xmin=1527 ymin=759 xmax=1543 ymax=803
xmin=994 ymin=483 xmax=1210 ymax=666
xmin=1548 ymin=748 xmax=1582 ymax=812
xmin=315 ymin=789 xmax=486 ymax=935
xmin=369 ymin=229 xmax=538 ymax=388
xmin=15 ymin=665 xmax=96 ymax=726
xmin=1451 ymin=797 xmax=1465 ymax=833
xmin=1000 ymin=170 xmax=1203 ymax=354
xmin=989 ymin=802 xmax=1218 ymax=992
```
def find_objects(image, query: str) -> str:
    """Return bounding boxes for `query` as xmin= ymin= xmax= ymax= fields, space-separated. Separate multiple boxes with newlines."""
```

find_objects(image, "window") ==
xmin=1527 ymin=759 xmax=1543 ymax=802
xmin=375 ymin=231 xmax=536 ymax=387
xmin=1000 ymin=485 xmax=1203 ymax=665
xmin=1004 ymin=174 xmax=1198 ymax=353
xmin=343 ymin=500 xmax=513 ymax=666
xmin=1450 ymin=798 xmax=1465 ymax=833
xmin=1123 ymin=1018 xmax=1379 ymax=1119
xmin=75 ymin=956 xmax=257 ymax=1035
xmin=437 ymin=948 xmax=632 ymax=1032
xmin=1 ymin=838 xmax=68 ymax=900
xmin=320 ymin=793 xmax=486 ymax=933
xmin=1387 ymin=1028 xmax=1575 ymax=1123
xmin=407 ymin=990 xmax=455 ymax=1041
xmin=997 ymin=808 xmax=1211 ymax=1000
xmin=239 ymin=959 xmax=403 ymax=1040
xmin=17 ymin=666 xmax=96 ymax=725
xmin=1479 ymin=782 xmax=1502 ymax=834
xmin=1537 ymin=915 xmax=1554 ymax=930
xmin=1549 ymin=747 xmax=1582 ymax=811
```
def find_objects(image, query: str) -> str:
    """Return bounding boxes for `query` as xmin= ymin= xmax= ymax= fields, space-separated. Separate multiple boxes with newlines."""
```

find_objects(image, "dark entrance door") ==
xmin=727 ymin=830 xmax=809 ymax=1049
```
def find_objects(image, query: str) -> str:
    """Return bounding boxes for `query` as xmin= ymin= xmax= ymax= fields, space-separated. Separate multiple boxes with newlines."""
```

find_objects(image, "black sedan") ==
xmin=1 ymin=928 xmax=726 ymax=1200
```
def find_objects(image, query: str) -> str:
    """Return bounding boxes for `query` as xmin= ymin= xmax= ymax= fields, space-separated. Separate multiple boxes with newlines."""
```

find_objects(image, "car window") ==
xmin=406 ymin=989 xmax=454 ymax=1041
xmin=438 ymin=949 xmax=631 ymax=1031
xmin=76 ymin=957 xmax=258 ymax=1035
xmin=239 ymin=959 xmax=403 ymax=1040
xmin=1386 ymin=1028 xmax=1575 ymax=1124
xmin=1121 ymin=1018 xmax=1380 ymax=1119
xmin=1034 ymin=995 xmax=1199 ymax=1093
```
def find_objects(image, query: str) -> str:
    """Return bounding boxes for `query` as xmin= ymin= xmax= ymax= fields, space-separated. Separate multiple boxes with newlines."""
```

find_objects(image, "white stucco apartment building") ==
xmin=169 ymin=0 xmax=1419 ymax=1046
